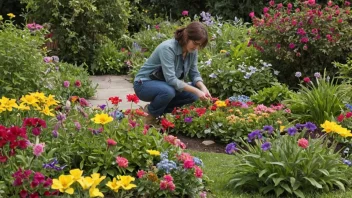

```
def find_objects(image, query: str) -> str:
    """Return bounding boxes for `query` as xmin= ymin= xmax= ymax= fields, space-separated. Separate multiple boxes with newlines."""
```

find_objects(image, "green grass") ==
xmin=188 ymin=150 xmax=352 ymax=198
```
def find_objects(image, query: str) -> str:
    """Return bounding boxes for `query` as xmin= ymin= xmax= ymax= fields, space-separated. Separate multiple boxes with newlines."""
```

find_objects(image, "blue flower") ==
xmin=110 ymin=110 xmax=124 ymax=121
xmin=248 ymin=130 xmax=262 ymax=142
xmin=160 ymin=151 xmax=168 ymax=160
xmin=304 ymin=122 xmax=317 ymax=132
xmin=343 ymin=159 xmax=352 ymax=166
xmin=43 ymin=158 xmax=67 ymax=171
xmin=346 ymin=104 xmax=352 ymax=111
xmin=295 ymin=123 xmax=305 ymax=130
xmin=98 ymin=104 xmax=106 ymax=110
xmin=225 ymin=142 xmax=238 ymax=154
xmin=156 ymin=159 xmax=177 ymax=173
xmin=263 ymin=125 xmax=274 ymax=134
xmin=193 ymin=157 xmax=204 ymax=166
xmin=287 ymin=127 xmax=297 ymax=136
xmin=261 ymin=142 xmax=271 ymax=151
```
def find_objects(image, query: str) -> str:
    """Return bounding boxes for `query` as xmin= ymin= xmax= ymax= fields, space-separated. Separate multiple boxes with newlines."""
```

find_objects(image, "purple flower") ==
xmin=63 ymin=81 xmax=70 ymax=88
xmin=295 ymin=123 xmax=305 ymax=130
xmin=225 ymin=143 xmax=238 ymax=154
xmin=314 ymin=72 xmax=321 ymax=78
xmin=184 ymin=117 xmax=193 ymax=123
xmin=52 ymin=130 xmax=58 ymax=138
xmin=263 ymin=125 xmax=274 ymax=134
xmin=98 ymin=104 xmax=106 ymax=110
xmin=304 ymin=122 xmax=317 ymax=132
xmin=343 ymin=159 xmax=352 ymax=166
xmin=287 ymin=127 xmax=297 ymax=136
xmin=52 ymin=56 xmax=59 ymax=63
xmin=74 ymin=121 xmax=81 ymax=131
xmin=56 ymin=113 xmax=66 ymax=122
xmin=261 ymin=142 xmax=271 ymax=151
xmin=43 ymin=158 xmax=67 ymax=171
xmin=248 ymin=130 xmax=262 ymax=142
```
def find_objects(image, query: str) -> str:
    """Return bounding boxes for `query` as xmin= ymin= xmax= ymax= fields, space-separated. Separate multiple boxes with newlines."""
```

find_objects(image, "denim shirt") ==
xmin=134 ymin=39 xmax=203 ymax=92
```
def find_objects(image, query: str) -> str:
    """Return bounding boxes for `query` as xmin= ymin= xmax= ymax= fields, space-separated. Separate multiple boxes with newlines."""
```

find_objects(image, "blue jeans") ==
xmin=133 ymin=80 xmax=198 ymax=117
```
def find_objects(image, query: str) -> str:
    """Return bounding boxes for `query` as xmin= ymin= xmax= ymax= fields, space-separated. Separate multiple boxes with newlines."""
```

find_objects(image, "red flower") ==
xmin=0 ymin=155 xmax=8 ymax=163
xmin=346 ymin=112 xmax=352 ymax=118
xmin=182 ymin=108 xmax=190 ymax=115
xmin=137 ymin=170 xmax=146 ymax=178
xmin=195 ymin=108 xmax=207 ymax=116
xmin=126 ymin=94 xmax=139 ymax=104
xmin=20 ymin=190 xmax=28 ymax=198
xmin=194 ymin=166 xmax=203 ymax=178
xmin=108 ymin=97 xmax=122 ymax=105
xmin=303 ymin=77 xmax=311 ymax=83
xmin=298 ymin=138 xmax=309 ymax=149
xmin=74 ymin=80 xmax=81 ymax=87
xmin=107 ymin=138 xmax=117 ymax=146
xmin=161 ymin=118 xmax=175 ymax=130
xmin=231 ymin=101 xmax=242 ymax=107
xmin=210 ymin=105 xmax=217 ymax=111
xmin=337 ymin=114 xmax=345 ymax=122
xmin=23 ymin=118 xmax=47 ymax=128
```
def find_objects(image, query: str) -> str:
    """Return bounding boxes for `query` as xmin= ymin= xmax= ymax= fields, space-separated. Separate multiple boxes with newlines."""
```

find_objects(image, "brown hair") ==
xmin=174 ymin=21 xmax=208 ymax=49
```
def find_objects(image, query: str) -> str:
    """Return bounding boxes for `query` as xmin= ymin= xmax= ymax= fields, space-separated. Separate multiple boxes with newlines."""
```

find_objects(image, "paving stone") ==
xmin=202 ymin=140 xmax=215 ymax=146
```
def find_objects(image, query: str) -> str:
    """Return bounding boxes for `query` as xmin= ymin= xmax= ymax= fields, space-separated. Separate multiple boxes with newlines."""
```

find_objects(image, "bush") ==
xmin=249 ymin=1 xmax=352 ymax=86
xmin=251 ymin=83 xmax=293 ymax=106
xmin=21 ymin=0 xmax=131 ymax=66
xmin=0 ymin=18 xmax=47 ymax=98
xmin=228 ymin=127 xmax=352 ymax=197
xmin=283 ymin=73 xmax=352 ymax=125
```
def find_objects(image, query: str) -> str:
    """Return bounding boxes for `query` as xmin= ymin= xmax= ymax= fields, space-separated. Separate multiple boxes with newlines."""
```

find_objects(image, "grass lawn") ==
xmin=188 ymin=150 xmax=352 ymax=198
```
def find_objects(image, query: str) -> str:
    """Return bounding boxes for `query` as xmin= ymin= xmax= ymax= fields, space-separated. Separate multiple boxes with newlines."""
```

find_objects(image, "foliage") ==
xmin=249 ymin=1 xmax=352 ymax=86
xmin=91 ymin=37 xmax=130 ymax=75
xmin=0 ymin=18 xmax=48 ymax=98
xmin=334 ymin=56 xmax=352 ymax=82
xmin=21 ymin=0 xmax=131 ymax=67
xmin=251 ymin=83 xmax=293 ymax=106
xmin=283 ymin=73 xmax=352 ymax=124
xmin=228 ymin=128 xmax=352 ymax=198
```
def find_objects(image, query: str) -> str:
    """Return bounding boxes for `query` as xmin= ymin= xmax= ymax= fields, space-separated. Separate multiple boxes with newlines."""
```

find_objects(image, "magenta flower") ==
xmin=182 ymin=10 xmax=188 ymax=16
xmin=63 ymin=81 xmax=70 ymax=88
xmin=289 ymin=43 xmax=295 ymax=49
xmin=263 ymin=7 xmax=269 ymax=13
xmin=287 ymin=3 xmax=293 ymax=10
xmin=307 ymin=0 xmax=316 ymax=6
xmin=249 ymin=12 xmax=255 ymax=18
xmin=300 ymin=37 xmax=309 ymax=43
xmin=269 ymin=0 xmax=275 ymax=7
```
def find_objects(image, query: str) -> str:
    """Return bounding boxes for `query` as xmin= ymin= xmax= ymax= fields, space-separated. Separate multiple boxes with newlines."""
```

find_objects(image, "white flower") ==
xmin=274 ymin=70 xmax=280 ymax=75
xmin=314 ymin=72 xmax=321 ymax=78
xmin=205 ymin=59 xmax=212 ymax=66
xmin=209 ymin=73 xmax=217 ymax=78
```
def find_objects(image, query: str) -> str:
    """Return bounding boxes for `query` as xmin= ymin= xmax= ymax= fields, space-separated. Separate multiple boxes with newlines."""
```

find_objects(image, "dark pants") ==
xmin=133 ymin=80 xmax=198 ymax=117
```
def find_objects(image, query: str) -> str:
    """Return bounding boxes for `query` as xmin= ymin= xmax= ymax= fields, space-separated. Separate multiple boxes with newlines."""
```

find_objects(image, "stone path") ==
xmin=88 ymin=75 xmax=148 ymax=110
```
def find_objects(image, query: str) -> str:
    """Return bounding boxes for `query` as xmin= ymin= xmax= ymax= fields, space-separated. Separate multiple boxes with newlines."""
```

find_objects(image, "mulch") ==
xmin=170 ymin=133 xmax=226 ymax=153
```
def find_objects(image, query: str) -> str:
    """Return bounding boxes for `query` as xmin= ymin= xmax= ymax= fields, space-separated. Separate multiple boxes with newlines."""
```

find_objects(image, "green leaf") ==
xmin=92 ymin=166 xmax=100 ymax=173
xmin=258 ymin=169 xmax=268 ymax=178
xmin=273 ymin=177 xmax=285 ymax=186
xmin=106 ymin=169 xmax=115 ymax=176
xmin=266 ymin=162 xmax=285 ymax=167
xmin=280 ymin=183 xmax=292 ymax=194
xmin=47 ymin=148 xmax=57 ymax=159
xmin=293 ymin=189 xmax=305 ymax=198
xmin=290 ymin=177 xmax=296 ymax=188
xmin=332 ymin=180 xmax=345 ymax=191
xmin=274 ymin=187 xmax=284 ymax=197
xmin=80 ymin=160 xmax=85 ymax=170
xmin=318 ymin=169 xmax=329 ymax=176
xmin=303 ymin=177 xmax=322 ymax=189
xmin=243 ymin=154 xmax=261 ymax=159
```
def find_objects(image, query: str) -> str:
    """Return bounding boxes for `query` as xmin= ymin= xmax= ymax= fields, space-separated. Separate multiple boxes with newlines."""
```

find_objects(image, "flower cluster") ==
xmin=43 ymin=158 xmax=67 ymax=171
xmin=106 ymin=175 xmax=137 ymax=192
xmin=163 ymin=135 xmax=186 ymax=149
xmin=0 ymin=125 xmax=28 ymax=163
xmin=26 ymin=22 xmax=43 ymax=32
xmin=200 ymin=11 xmax=213 ymax=26
xmin=321 ymin=120 xmax=352 ymax=137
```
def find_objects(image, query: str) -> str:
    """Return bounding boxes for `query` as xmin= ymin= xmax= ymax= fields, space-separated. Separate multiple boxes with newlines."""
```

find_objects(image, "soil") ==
xmin=170 ymin=133 xmax=227 ymax=153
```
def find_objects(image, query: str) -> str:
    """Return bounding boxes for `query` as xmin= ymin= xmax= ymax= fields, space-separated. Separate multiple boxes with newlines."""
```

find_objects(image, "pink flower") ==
xmin=276 ymin=44 xmax=281 ymax=49
xmin=277 ymin=3 xmax=283 ymax=9
xmin=63 ymin=81 xmax=70 ymax=88
xmin=287 ymin=3 xmax=293 ymax=10
xmin=295 ymin=8 xmax=300 ymax=12
xmin=155 ymin=24 xmax=160 ymax=30
xmin=284 ymin=108 xmax=291 ymax=114
xmin=137 ymin=170 xmax=145 ymax=178
xmin=184 ymin=159 xmax=195 ymax=169
xmin=328 ymin=1 xmax=333 ymax=6
xmin=249 ymin=12 xmax=255 ymax=18
xmin=306 ymin=0 xmax=316 ymax=6
xmin=303 ymin=77 xmax=311 ymax=83
xmin=300 ymin=37 xmax=309 ymax=43
xmin=194 ymin=166 xmax=203 ymax=178
xmin=33 ymin=143 xmax=45 ymax=157
xmin=263 ymin=7 xmax=269 ymax=13
xmin=160 ymin=180 xmax=168 ymax=190
xmin=74 ymin=80 xmax=81 ymax=87
xmin=298 ymin=138 xmax=309 ymax=149
xmin=291 ymin=19 xmax=297 ymax=26
xmin=345 ymin=1 xmax=351 ymax=6
xmin=182 ymin=10 xmax=188 ymax=16
xmin=116 ymin=156 xmax=128 ymax=168
xmin=200 ymin=191 xmax=207 ymax=198
xmin=303 ymin=45 xmax=308 ymax=50
xmin=79 ymin=98 xmax=89 ymax=107
xmin=164 ymin=174 xmax=173 ymax=182
xmin=269 ymin=0 xmax=275 ymax=7
xmin=289 ymin=43 xmax=295 ymax=49
xmin=107 ymin=138 xmax=117 ymax=146
xmin=74 ymin=121 xmax=81 ymax=131
xmin=168 ymin=182 xmax=175 ymax=191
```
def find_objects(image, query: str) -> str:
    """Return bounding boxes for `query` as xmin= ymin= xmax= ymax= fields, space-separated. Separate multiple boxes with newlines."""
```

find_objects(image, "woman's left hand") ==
xmin=201 ymin=87 xmax=212 ymax=98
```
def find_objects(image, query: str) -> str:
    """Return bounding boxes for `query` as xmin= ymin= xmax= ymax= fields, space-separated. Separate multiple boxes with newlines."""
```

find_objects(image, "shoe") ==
xmin=143 ymin=104 xmax=158 ymax=125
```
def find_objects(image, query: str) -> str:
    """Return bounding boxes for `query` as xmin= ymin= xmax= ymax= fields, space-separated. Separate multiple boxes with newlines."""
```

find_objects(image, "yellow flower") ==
xmin=91 ymin=113 xmax=113 ymax=125
xmin=51 ymin=175 xmax=74 ymax=194
xmin=146 ymin=150 xmax=160 ymax=156
xmin=320 ymin=120 xmax=335 ymax=133
xmin=220 ymin=50 xmax=227 ymax=53
xmin=0 ymin=105 xmax=6 ymax=113
xmin=77 ymin=177 xmax=94 ymax=190
xmin=0 ymin=96 xmax=18 ymax=111
xmin=45 ymin=94 xmax=59 ymax=106
xmin=91 ymin=173 xmax=106 ymax=186
xmin=117 ymin=175 xmax=137 ymax=190
xmin=214 ymin=100 xmax=226 ymax=107
xmin=40 ymin=105 xmax=55 ymax=117
xmin=31 ymin=92 xmax=46 ymax=102
xmin=106 ymin=177 xmax=121 ymax=192
xmin=280 ymin=126 xmax=285 ymax=132
xmin=69 ymin=169 xmax=83 ymax=181
xmin=89 ymin=186 xmax=104 ymax=197
xmin=17 ymin=103 xmax=30 ymax=111
xmin=20 ymin=95 xmax=39 ymax=107
xmin=7 ymin=13 xmax=15 ymax=19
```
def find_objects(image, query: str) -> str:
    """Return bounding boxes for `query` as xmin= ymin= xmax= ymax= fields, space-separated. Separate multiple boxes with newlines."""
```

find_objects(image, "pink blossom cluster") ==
xmin=160 ymin=175 xmax=176 ymax=191
xmin=116 ymin=156 xmax=129 ymax=168
xmin=26 ymin=22 xmax=43 ymax=31
xmin=164 ymin=135 xmax=186 ymax=149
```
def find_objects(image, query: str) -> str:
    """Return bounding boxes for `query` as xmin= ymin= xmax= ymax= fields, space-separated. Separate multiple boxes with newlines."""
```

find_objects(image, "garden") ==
xmin=1 ymin=0 xmax=352 ymax=197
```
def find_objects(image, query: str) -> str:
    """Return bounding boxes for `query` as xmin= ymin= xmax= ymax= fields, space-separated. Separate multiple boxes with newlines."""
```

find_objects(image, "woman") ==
xmin=133 ymin=21 xmax=211 ymax=125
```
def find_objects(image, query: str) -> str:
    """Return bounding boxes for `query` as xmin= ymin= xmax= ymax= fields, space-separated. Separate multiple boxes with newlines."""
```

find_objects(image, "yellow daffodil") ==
xmin=51 ymin=175 xmax=75 ymax=194
xmin=77 ymin=176 xmax=94 ymax=190
xmin=40 ymin=105 xmax=55 ymax=117
xmin=280 ymin=126 xmax=285 ymax=132
xmin=220 ymin=50 xmax=227 ymax=53
xmin=106 ymin=177 xmax=121 ymax=192
xmin=69 ymin=169 xmax=83 ymax=181
xmin=45 ymin=94 xmax=59 ymax=106
xmin=7 ymin=13 xmax=15 ymax=19
xmin=89 ymin=186 xmax=104 ymax=197
xmin=91 ymin=173 xmax=106 ymax=186
xmin=214 ymin=100 xmax=226 ymax=107
xmin=146 ymin=150 xmax=160 ymax=156
xmin=91 ymin=113 xmax=113 ymax=125
xmin=0 ymin=96 xmax=18 ymax=111
xmin=116 ymin=175 xmax=137 ymax=190
xmin=17 ymin=103 xmax=30 ymax=111
xmin=320 ymin=120 xmax=335 ymax=133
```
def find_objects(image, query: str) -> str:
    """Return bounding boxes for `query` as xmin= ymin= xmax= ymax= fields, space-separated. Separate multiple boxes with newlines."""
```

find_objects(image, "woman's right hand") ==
xmin=195 ymin=89 xmax=208 ymax=101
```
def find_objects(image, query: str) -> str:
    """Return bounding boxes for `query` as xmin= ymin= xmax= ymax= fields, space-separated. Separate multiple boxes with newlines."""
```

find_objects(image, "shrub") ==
xmin=249 ymin=1 xmax=352 ymax=86
xmin=21 ymin=0 xmax=131 ymax=66
xmin=0 ymin=18 xmax=47 ymax=98
xmin=251 ymin=82 xmax=293 ymax=106
xmin=228 ymin=126 xmax=352 ymax=197
xmin=283 ymin=72 xmax=352 ymax=124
